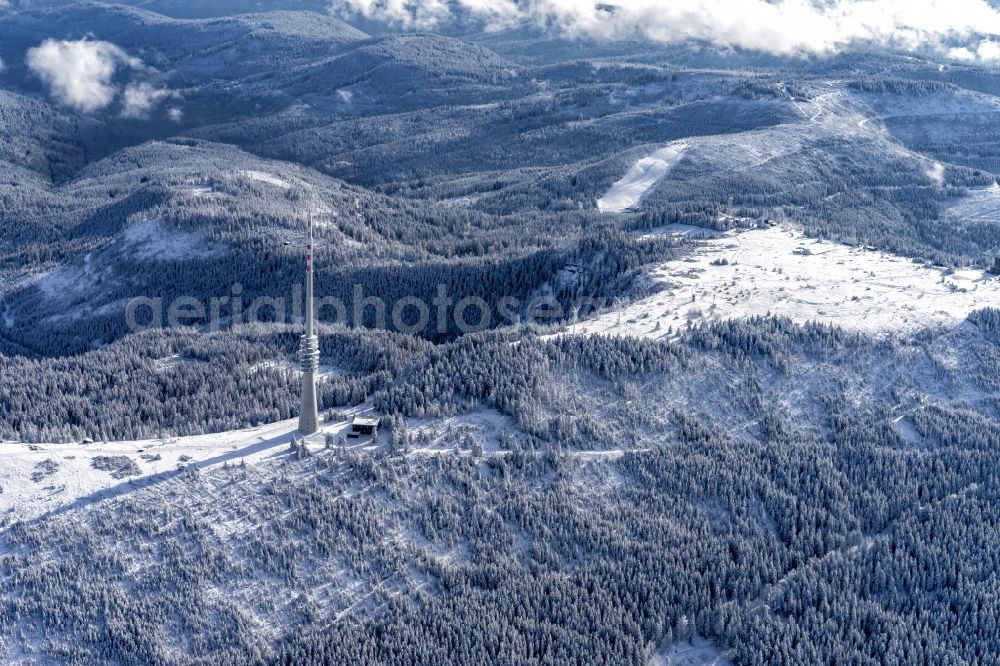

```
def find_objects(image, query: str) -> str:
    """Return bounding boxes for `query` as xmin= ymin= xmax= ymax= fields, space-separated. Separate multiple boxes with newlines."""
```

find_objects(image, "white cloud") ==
xmin=947 ymin=46 xmax=977 ymax=61
xmin=344 ymin=0 xmax=451 ymax=29
xmin=26 ymin=39 xmax=178 ymax=116
xmin=121 ymin=82 xmax=174 ymax=118
xmin=167 ymin=107 xmax=184 ymax=122
xmin=331 ymin=0 xmax=1000 ymax=59
xmin=26 ymin=39 xmax=141 ymax=112
xmin=947 ymin=38 xmax=1000 ymax=62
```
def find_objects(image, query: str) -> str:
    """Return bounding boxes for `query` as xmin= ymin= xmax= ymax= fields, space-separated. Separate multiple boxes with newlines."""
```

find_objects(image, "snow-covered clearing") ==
xmin=598 ymin=143 xmax=688 ymax=212
xmin=946 ymin=182 xmax=1000 ymax=224
xmin=0 ymin=413 xmax=379 ymax=523
xmin=650 ymin=637 xmax=731 ymax=666
xmin=36 ymin=220 xmax=219 ymax=304
xmin=406 ymin=409 xmax=514 ymax=455
xmin=566 ymin=225 xmax=1000 ymax=337
xmin=152 ymin=353 xmax=201 ymax=372
xmin=0 ymin=403 xmax=642 ymax=523
xmin=121 ymin=219 xmax=219 ymax=261
xmin=857 ymin=89 xmax=1000 ymax=120
xmin=35 ymin=256 xmax=127 ymax=326
xmin=239 ymin=169 xmax=292 ymax=189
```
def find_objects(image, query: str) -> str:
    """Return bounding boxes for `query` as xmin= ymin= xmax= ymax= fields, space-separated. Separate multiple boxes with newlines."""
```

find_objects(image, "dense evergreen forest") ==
xmin=4 ymin=313 xmax=1000 ymax=664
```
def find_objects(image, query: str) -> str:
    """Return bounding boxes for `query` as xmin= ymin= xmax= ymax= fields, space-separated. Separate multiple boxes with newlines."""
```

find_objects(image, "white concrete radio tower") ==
xmin=298 ymin=210 xmax=320 ymax=435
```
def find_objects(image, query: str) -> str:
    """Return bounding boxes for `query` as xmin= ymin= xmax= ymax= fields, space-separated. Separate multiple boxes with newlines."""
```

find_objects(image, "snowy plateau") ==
xmin=568 ymin=224 xmax=1000 ymax=337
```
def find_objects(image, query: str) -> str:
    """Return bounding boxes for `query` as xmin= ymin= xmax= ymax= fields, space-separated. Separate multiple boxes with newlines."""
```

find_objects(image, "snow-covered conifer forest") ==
xmin=2 ymin=0 xmax=1000 ymax=663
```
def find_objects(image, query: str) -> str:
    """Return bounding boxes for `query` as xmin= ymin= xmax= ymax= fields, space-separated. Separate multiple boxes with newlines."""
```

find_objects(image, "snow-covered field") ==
xmin=566 ymin=225 xmax=1000 ymax=338
xmin=0 ymin=414 xmax=380 ymax=523
xmin=240 ymin=169 xmax=293 ymax=189
xmin=120 ymin=219 xmax=219 ymax=261
xmin=598 ymin=143 xmax=688 ymax=212
xmin=946 ymin=183 xmax=1000 ymax=224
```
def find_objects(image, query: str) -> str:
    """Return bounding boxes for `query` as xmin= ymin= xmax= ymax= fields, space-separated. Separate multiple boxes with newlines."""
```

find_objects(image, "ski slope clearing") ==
xmin=598 ymin=143 xmax=688 ymax=212
xmin=568 ymin=225 xmax=1000 ymax=337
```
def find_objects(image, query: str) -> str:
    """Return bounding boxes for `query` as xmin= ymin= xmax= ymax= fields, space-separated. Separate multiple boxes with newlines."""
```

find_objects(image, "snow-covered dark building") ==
xmin=349 ymin=416 xmax=379 ymax=438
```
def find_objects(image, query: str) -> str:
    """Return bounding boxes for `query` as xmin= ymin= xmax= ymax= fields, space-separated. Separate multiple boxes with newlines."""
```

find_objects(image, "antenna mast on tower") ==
xmin=298 ymin=209 xmax=320 ymax=435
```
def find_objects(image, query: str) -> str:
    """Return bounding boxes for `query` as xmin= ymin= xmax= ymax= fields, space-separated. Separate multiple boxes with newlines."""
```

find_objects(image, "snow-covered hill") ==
xmin=566 ymin=225 xmax=1000 ymax=338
